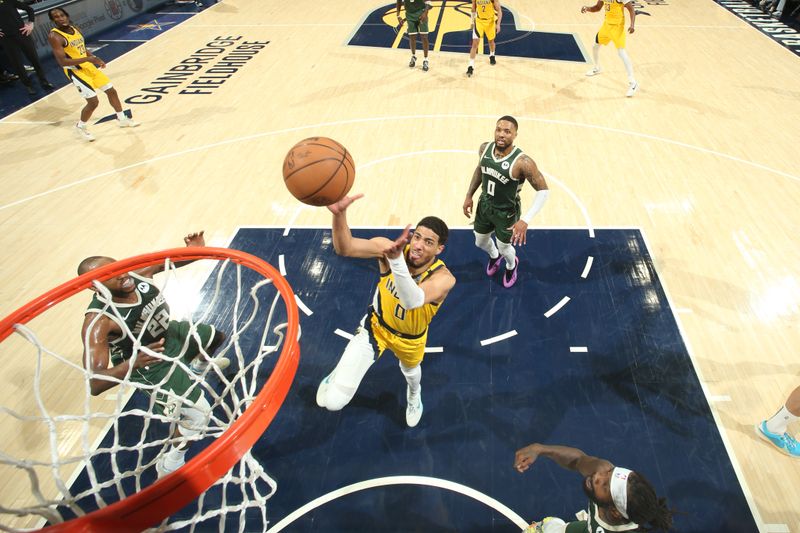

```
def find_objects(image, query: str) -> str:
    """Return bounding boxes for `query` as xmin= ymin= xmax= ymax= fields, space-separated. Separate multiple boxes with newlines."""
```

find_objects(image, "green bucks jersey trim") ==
xmin=586 ymin=501 xmax=640 ymax=532
xmin=479 ymin=141 xmax=525 ymax=211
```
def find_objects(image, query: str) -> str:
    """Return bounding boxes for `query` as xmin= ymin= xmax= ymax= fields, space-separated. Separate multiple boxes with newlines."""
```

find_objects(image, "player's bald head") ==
xmin=77 ymin=256 xmax=115 ymax=276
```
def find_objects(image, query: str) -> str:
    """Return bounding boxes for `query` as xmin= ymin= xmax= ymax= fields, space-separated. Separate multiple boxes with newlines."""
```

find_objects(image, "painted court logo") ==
xmin=349 ymin=1 xmax=585 ymax=63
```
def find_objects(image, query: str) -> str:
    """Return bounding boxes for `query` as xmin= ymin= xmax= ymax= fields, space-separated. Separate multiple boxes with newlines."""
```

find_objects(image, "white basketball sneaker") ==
xmin=406 ymin=385 xmax=423 ymax=427
xmin=626 ymin=81 xmax=639 ymax=97
xmin=74 ymin=124 xmax=95 ymax=142
xmin=316 ymin=371 xmax=334 ymax=408
xmin=156 ymin=451 xmax=185 ymax=478
xmin=190 ymin=356 xmax=231 ymax=374
xmin=585 ymin=66 xmax=602 ymax=76
xmin=118 ymin=117 xmax=140 ymax=128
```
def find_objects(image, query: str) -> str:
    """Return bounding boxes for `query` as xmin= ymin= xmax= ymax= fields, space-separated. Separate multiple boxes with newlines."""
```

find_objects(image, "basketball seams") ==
xmin=282 ymin=137 xmax=354 ymax=206
xmin=283 ymin=156 xmax=343 ymax=182
xmin=298 ymin=150 xmax=348 ymax=202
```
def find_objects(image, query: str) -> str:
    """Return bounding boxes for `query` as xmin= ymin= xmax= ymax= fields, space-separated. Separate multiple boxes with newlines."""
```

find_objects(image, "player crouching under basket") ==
xmin=78 ymin=231 xmax=229 ymax=477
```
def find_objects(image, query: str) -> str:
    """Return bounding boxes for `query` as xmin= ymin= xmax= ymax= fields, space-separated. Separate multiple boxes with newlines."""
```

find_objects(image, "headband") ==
xmin=610 ymin=467 xmax=632 ymax=519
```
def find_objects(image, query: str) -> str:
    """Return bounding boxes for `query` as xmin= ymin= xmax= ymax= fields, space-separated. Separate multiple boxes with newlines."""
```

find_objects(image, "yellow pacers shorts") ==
xmin=65 ymin=62 xmax=112 ymax=99
xmin=473 ymin=17 xmax=496 ymax=42
xmin=596 ymin=22 xmax=626 ymax=49
xmin=369 ymin=313 xmax=427 ymax=367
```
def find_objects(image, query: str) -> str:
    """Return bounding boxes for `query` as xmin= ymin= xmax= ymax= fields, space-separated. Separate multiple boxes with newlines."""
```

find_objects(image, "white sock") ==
xmin=497 ymin=240 xmax=517 ymax=270
xmin=399 ymin=362 xmax=421 ymax=396
xmin=116 ymin=111 xmax=125 ymax=120
xmin=469 ymin=59 xmax=475 ymax=67
xmin=474 ymin=231 xmax=499 ymax=259
xmin=618 ymin=48 xmax=635 ymax=83
xmin=592 ymin=44 xmax=600 ymax=68
xmin=766 ymin=405 xmax=799 ymax=435
xmin=163 ymin=446 xmax=187 ymax=470
xmin=77 ymin=120 xmax=87 ymax=128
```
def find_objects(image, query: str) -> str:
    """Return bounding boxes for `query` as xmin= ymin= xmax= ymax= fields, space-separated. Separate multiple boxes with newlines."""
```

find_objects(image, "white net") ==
xmin=0 ymin=252 xmax=298 ymax=532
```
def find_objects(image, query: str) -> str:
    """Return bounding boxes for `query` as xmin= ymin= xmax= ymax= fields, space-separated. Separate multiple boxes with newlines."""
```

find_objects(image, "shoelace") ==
xmin=780 ymin=434 xmax=799 ymax=451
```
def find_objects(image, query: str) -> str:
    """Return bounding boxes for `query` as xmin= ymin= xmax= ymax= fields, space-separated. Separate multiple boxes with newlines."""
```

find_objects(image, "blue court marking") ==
xmin=60 ymin=228 xmax=758 ymax=532
xmin=0 ymin=3 xmax=213 ymax=118
xmin=348 ymin=3 xmax=585 ymax=63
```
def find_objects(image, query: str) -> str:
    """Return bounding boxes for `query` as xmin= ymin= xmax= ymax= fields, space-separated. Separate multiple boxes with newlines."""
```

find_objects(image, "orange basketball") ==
xmin=282 ymin=137 xmax=355 ymax=206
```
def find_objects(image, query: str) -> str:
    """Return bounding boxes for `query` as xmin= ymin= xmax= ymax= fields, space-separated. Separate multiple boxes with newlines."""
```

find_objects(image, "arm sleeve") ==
xmin=521 ymin=189 xmax=549 ymax=224
xmin=387 ymin=255 xmax=425 ymax=310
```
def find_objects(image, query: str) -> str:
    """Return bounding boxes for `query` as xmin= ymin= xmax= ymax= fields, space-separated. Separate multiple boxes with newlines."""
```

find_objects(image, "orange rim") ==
xmin=0 ymin=248 xmax=300 ymax=532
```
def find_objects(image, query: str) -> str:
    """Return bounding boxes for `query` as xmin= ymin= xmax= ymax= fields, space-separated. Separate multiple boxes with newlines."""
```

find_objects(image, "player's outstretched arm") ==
xmin=135 ymin=231 xmax=206 ymax=277
xmin=329 ymin=194 xmax=394 ymax=259
xmin=581 ymin=1 xmax=604 ymax=13
xmin=515 ymin=443 xmax=613 ymax=477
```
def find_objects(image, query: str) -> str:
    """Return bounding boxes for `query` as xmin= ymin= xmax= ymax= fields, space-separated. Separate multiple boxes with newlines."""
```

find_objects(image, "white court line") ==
xmin=544 ymin=296 xmax=570 ymax=318
xmin=97 ymin=39 xmax=148 ymax=42
xmin=265 ymin=475 xmax=528 ymax=533
xmin=675 ymin=308 xmax=694 ymax=314
xmin=278 ymin=254 xmax=286 ymax=276
xmin=282 ymin=205 xmax=305 ymax=236
xmin=4 ymin=113 xmax=797 ymax=209
xmin=294 ymin=295 xmax=312 ymax=316
xmin=638 ymin=228 xmax=766 ymax=529
xmin=424 ymin=346 xmax=443 ymax=353
xmin=480 ymin=330 xmax=517 ymax=346
xmin=334 ymin=329 xmax=353 ymax=340
xmin=708 ymin=395 xmax=732 ymax=402
xmin=569 ymin=346 xmax=588 ymax=353
xmin=581 ymin=256 xmax=594 ymax=278
xmin=358 ymin=151 xmax=595 ymax=240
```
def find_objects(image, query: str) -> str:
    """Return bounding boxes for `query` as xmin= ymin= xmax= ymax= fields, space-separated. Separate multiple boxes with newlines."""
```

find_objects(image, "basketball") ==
xmin=282 ymin=137 xmax=355 ymax=206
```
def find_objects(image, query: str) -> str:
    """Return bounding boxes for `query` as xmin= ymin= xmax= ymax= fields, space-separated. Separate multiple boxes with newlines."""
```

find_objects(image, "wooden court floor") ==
xmin=0 ymin=0 xmax=799 ymax=530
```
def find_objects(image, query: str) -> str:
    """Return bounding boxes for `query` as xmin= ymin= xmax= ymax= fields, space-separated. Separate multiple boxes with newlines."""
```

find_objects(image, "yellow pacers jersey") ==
xmin=51 ymin=26 xmax=88 ymax=64
xmin=475 ymin=0 xmax=496 ymax=21
xmin=369 ymin=252 xmax=446 ymax=366
xmin=603 ymin=0 xmax=626 ymax=25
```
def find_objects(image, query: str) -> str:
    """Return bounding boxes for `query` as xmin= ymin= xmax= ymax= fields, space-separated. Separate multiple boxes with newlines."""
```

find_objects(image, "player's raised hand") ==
xmin=184 ymin=231 xmax=205 ymax=247
xmin=327 ymin=193 xmax=364 ymax=215
xmin=383 ymin=224 xmax=412 ymax=259
xmin=514 ymin=444 xmax=540 ymax=473
xmin=132 ymin=339 xmax=165 ymax=369
xmin=508 ymin=220 xmax=529 ymax=246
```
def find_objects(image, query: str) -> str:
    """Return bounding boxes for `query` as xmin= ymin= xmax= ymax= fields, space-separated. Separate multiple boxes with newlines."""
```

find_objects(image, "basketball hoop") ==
xmin=0 ymin=247 xmax=300 ymax=532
